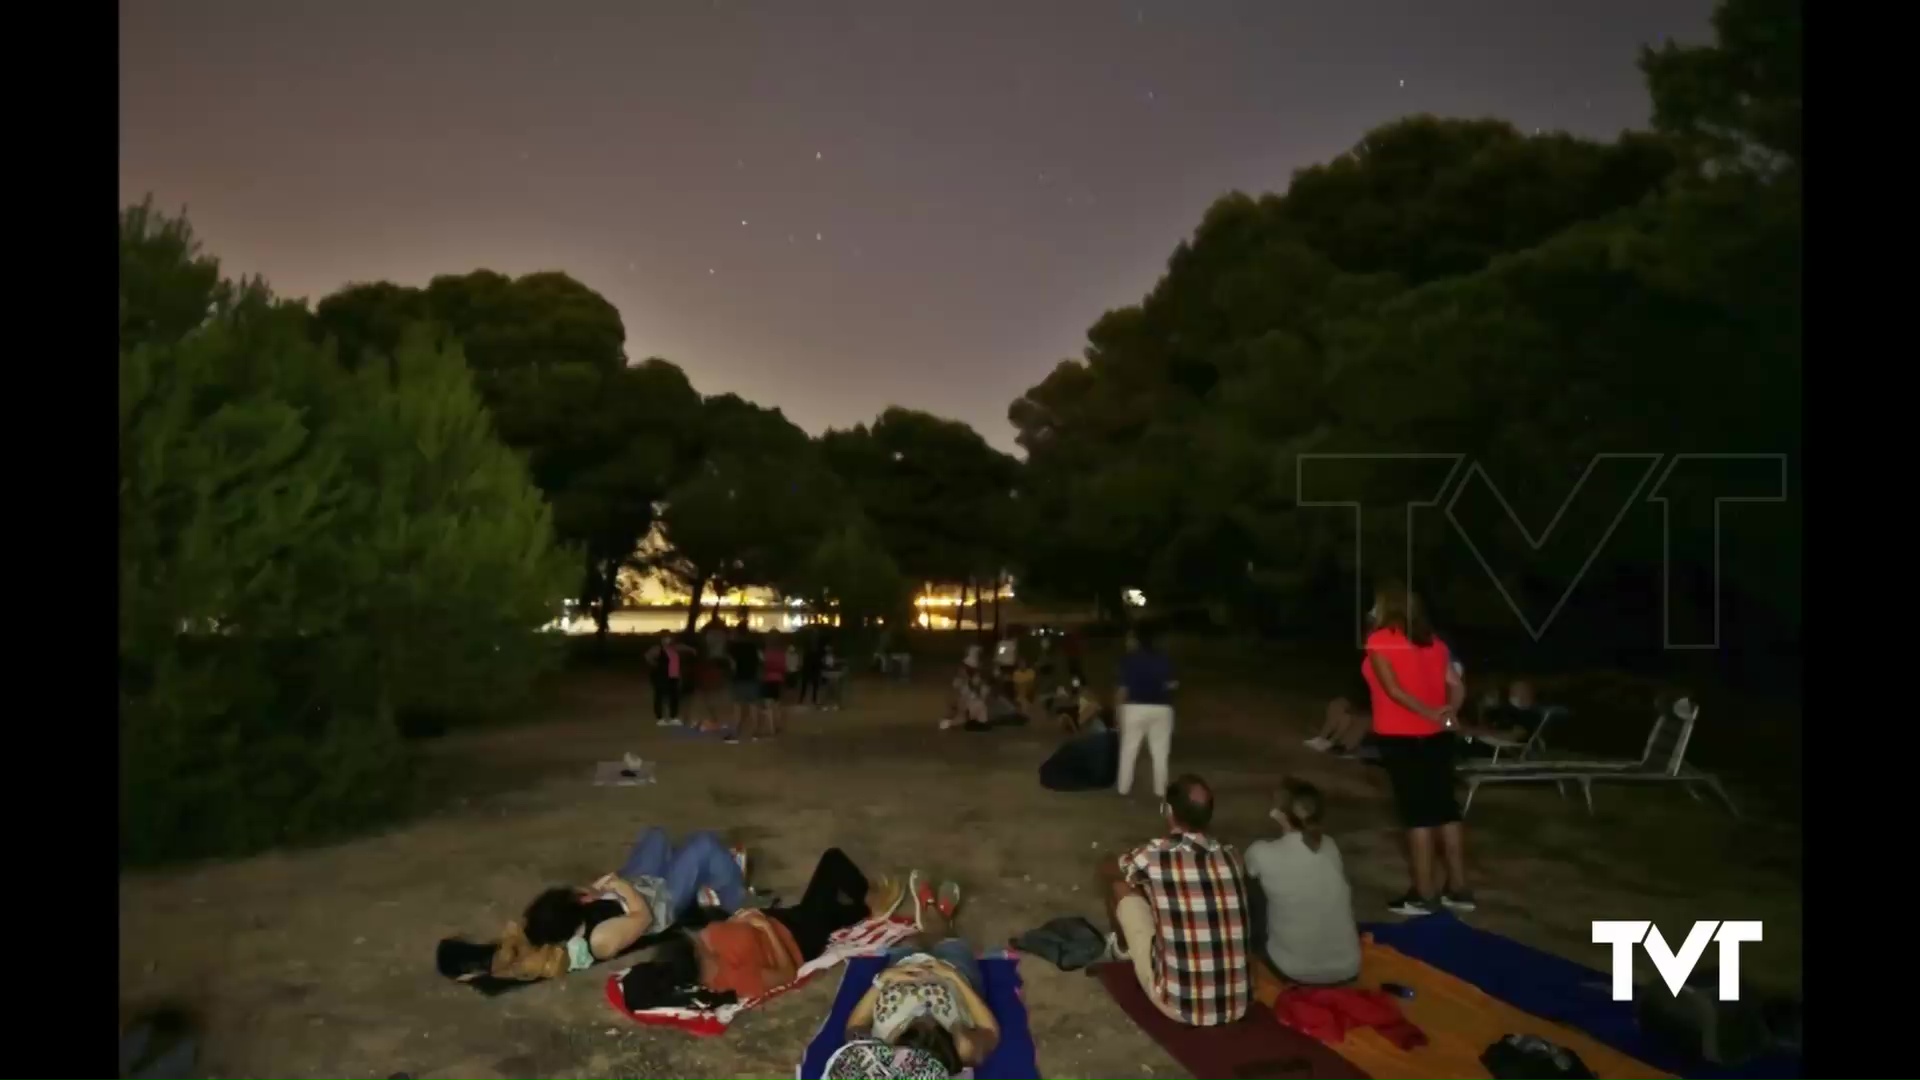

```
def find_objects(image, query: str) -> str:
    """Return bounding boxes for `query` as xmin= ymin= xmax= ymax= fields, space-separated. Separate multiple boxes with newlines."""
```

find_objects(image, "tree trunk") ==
xmin=992 ymin=571 xmax=1003 ymax=636
xmin=682 ymin=574 xmax=708 ymax=634
xmin=972 ymin=576 xmax=984 ymax=640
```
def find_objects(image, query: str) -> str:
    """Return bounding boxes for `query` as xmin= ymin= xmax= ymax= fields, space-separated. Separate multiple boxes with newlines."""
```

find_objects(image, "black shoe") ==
xmin=1440 ymin=891 xmax=1477 ymax=912
xmin=1388 ymin=893 xmax=1438 ymax=916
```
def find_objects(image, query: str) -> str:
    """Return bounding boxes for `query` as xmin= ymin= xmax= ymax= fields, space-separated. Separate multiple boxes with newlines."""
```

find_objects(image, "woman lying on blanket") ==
xmin=621 ymin=848 xmax=906 ymax=1008
xmin=825 ymin=873 xmax=991 ymax=1080
xmin=500 ymin=827 xmax=750 ymax=980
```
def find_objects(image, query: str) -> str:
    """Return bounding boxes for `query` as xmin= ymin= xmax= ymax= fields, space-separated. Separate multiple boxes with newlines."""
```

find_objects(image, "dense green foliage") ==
xmin=1008 ymin=0 xmax=1798 ymax=643
xmin=120 ymin=206 xmax=575 ymax=865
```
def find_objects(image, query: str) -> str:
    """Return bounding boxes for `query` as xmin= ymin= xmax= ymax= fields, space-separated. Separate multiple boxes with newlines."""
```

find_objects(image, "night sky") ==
xmin=121 ymin=0 xmax=1713 ymax=450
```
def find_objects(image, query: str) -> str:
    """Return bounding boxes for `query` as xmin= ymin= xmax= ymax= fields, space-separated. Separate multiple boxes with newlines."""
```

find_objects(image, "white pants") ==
xmin=1117 ymin=703 xmax=1175 ymax=797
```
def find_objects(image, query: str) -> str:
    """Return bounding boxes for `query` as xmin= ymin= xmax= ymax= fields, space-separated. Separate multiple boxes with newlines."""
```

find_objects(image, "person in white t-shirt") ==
xmin=1243 ymin=778 xmax=1361 ymax=985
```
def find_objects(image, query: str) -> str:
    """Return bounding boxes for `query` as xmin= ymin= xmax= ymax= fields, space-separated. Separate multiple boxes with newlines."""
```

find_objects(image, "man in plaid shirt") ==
xmin=1098 ymin=773 xmax=1252 ymax=1025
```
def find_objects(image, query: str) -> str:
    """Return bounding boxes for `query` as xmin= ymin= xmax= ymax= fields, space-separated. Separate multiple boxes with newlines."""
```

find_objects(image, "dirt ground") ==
xmin=119 ymin=662 xmax=1803 ymax=1079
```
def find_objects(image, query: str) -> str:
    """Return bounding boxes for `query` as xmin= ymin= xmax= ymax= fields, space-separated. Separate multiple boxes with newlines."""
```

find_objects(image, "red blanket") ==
xmin=1274 ymin=987 xmax=1427 ymax=1051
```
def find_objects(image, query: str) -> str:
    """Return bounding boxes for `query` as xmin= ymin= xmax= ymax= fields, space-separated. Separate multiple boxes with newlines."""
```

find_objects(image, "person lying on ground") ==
xmin=832 ymin=873 xmax=994 ymax=1079
xmin=1245 ymin=778 xmax=1361 ymax=986
xmin=1096 ymin=774 xmax=1252 ymax=1026
xmin=620 ymin=848 xmax=905 ymax=1006
xmin=511 ymin=827 xmax=749 ymax=977
xmin=1306 ymin=696 xmax=1372 ymax=754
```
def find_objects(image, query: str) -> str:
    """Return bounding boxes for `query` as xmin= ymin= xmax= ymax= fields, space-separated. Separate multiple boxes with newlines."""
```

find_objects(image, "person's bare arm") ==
xmin=949 ymin=971 xmax=1002 ymax=1063
xmin=844 ymin=985 xmax=879 ymax=1037
xmin=1368 ymin=652 xmax=1443 ymax=721
xmin=595 ymin=874 xmax=647 ymax=914
xmin=1444 ymin=661 xmax=1466 ymax=712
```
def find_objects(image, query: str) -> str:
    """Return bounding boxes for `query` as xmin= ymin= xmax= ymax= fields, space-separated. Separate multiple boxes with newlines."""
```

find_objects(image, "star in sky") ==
xmin=119 ymin=0 xmax=1713 ymax=451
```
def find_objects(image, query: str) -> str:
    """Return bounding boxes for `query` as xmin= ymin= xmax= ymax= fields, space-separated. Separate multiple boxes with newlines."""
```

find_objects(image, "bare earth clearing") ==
xmin=119 ymin=663 xmax=1802 ymax=1079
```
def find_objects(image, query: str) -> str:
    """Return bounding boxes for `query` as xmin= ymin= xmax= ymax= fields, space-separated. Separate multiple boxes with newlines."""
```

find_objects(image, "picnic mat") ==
xmin=606 ymin=916 xmax=917 ymax=1036
xmin=1093 ymin=961 xmax=1367 ymax=1079
xmin=1247 ymin=937 xmax=1673 ymax=1079
xmin=798 ymin=952 xmax=1041 ymax=1080
xmin=1363 ymin=915 xmax=1801 ymax=1080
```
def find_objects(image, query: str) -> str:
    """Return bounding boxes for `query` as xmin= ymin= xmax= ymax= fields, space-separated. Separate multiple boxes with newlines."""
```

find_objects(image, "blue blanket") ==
xmin=798 ymin=953 xmax=1041 ymax=1080
xmin=1362 ymin=913 xmax=1799 ymax=1079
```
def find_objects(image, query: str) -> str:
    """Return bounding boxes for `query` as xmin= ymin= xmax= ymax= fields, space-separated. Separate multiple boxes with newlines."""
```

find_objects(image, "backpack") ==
xmin=1481 ymin=1034 xmax=1594 ymax=1079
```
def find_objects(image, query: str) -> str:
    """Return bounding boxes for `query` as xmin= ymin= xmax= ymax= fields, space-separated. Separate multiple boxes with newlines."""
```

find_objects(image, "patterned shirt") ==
xmin=1120 ymin=831 xmax=1252 ymax=1026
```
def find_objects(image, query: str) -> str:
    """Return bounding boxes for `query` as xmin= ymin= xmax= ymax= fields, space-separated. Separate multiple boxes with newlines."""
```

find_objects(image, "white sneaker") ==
xmin=1304 ymin=735 xmax=1332 ymax=752
xmin=666 ymin=717 xmax=685 ymax=727
xmin=1103 ymin=931 xmax=1130 ymax=962
xmin=623 ymin=751 xmax=645 ymax=769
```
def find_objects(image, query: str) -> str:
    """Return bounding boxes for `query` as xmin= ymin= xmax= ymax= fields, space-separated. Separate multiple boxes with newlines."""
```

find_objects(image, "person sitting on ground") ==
xmin=1306 ymin=695 xmax=1371 ymax=754
xmin=940 ymin=662 xmax=988 ymax=731
xmin=620 ymin=848 xmax=904 ymax=1007
xmin=1011 ymin=655 xmax=1038 ymax=708
xmin=1245 ymin=779 xmax=1361 ymax=986
xmin=831 ymin=874 xmax=992 ymax=1080
xmin=508 ymin=827 xmax=749 ymax=978
xmin=1051 ymin=679 xmax=1109 ymax=734
xmin=1097 ymin=774 xmax=1252 ymax=1026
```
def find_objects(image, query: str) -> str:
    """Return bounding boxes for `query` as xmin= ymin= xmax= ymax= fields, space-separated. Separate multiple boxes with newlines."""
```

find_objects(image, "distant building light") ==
xmin=1124 ymin=589 xmax=1147 ymax=608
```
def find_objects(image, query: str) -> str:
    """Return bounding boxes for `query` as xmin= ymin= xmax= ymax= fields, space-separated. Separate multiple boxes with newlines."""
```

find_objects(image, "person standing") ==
xmin=644 ymin=631 xmax=689 ymax=727
xmin=798 ymin=632 xmax=827 ymax=708
xmin=1361 ymin=579 xmax=1473 ymax=916
xmin=760 ymin=629 xmax=791 ymax=737
xmin=1115 ymin=625 xmax=1178 ymax=799
xmin=724 ymin=623 xmax=763 ymax=745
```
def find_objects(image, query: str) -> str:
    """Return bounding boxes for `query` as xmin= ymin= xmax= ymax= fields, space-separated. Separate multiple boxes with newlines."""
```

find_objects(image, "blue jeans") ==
xmin=882 ymin=938 xmax=982 ymax=993
xmin=618 ymin=827 xmax=747 ymax=914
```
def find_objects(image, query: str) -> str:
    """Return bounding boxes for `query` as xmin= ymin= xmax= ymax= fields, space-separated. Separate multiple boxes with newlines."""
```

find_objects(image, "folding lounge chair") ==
xmin=1459 ymin=697 xmax=1738 ymax=818
xmin=1460 ymin=704 xmax=1569 ymax=767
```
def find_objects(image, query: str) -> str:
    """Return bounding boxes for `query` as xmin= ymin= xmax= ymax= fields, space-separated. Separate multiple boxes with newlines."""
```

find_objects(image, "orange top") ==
xmin=700 ymin=913 xmax=801 ymax=999
xmin=1362 ymin=627 xmax=1451 ymax=737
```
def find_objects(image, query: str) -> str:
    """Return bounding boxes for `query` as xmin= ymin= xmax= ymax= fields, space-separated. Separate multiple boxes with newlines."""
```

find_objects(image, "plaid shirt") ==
xmin=1120 ymin=831 xmax=1252 ymax=1026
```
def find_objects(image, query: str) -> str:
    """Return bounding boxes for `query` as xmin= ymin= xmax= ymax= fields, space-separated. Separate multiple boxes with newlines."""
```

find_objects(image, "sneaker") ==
xmin=936 ymin=880 xmax=963 ymax=921
xmin=1304 ymin=735 xmax=1333 ymax=752
xmin=1102 ymin=931 xmax=1131 ymax=962
xmin=731 ymin=845 xmax=750 ymax=881
xmin=696 ymin=885 xmax=720 ymax=908
xmin=665 ymin=717 xmax=685 ymax=727
xmin=867 ymin=874 xmax=907 ymax=920
xmin=1388 ymin=893 xmax=1439 ymax=917
xmin=1440 ymin=890 xmax=1478 ymax=912
xmin=908 ymin=869 xmax=930 ymax=930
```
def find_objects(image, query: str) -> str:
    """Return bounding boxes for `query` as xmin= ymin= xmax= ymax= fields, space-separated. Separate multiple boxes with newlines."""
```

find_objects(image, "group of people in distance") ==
xmin=643 ymin=618 xmax=848 ymax=744
xmin=470 ymin=581 xmax=1484 ymax=1076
